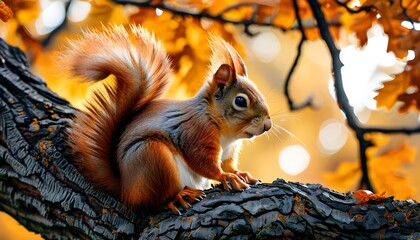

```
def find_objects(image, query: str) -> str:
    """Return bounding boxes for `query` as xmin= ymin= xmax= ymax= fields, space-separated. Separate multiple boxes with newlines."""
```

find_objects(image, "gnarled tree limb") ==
xmin=0 ymin=38 xmax=419 ymax=239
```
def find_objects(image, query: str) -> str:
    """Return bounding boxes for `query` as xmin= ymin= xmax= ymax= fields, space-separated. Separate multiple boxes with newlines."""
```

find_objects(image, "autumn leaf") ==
xmin=87 ymin=0 xmax=128 ymax=25
xmin=375 ymin=71 xmax=411 ymax=110
xmin=368 ymin=137 xmax=417 ymax=200
xmin=376 ymin=31 xmax=420 ymax=112
xmin=3 ymin=0 xmax=38 ymax=25
xmin=324 ymin=161 xmax=361 ymax=192
xmin=0 ymin=1 xmax=13 ymax=22
xmin=354 ymin=190 xmax=386 ymax=205
xmin=341 ymin=10 xmax=376 ymax=46
xmin=325 ymin=134 xmax=417 ymax=200
xmin=272 ymin=1 xmax=296 ymax=30
xmin=0 ymin=0 xmax=39 ymax=53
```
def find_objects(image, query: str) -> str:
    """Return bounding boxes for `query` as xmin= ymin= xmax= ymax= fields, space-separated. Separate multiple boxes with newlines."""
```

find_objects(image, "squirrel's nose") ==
xmin=263 ymin=118 xmax=272 ymax=132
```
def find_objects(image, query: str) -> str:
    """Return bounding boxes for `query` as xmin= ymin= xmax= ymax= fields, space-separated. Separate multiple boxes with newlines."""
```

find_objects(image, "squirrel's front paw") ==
xmin=219 ymin=173 xmax=249 ymax=191
xmin=234 ymin=170 xmax=260 ymax=185
xmin=166 ymin=186 xmax=206 ymax=215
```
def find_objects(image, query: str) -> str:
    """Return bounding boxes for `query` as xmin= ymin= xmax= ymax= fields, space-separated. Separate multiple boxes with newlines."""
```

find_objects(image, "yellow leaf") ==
xmin=375 ymin=30 xmax=420 ymax=113
xmin=375 ymin=71 xmax=410 ymax=110
xmin=86 ymin=0 xmax=127 ymax=26
xmin=304 ymin=27 xmax=320 ymax=41
xmin=273 ymin=0 xmax=295 ymax=30
xmin=325 ymin=134 xmax=416 ymax=200
xmin=0 ymin=1 xmax=13 ymax=22
xmin=324 ymin=161 xmax=361 ymax=192
xmin=2 ymin=0 xmax=39 ymax=25
xmin=341 ymin=11 xmax=375 ymax=46
xmin=368 ymin=140 xmax=417 ymax=200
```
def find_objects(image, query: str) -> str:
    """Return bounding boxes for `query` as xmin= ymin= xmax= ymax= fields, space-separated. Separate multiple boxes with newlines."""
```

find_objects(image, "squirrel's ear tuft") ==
xmin=209 ymin=35 xmax=247 ymax=78
xmin=214 ymin=64 xmax=234 ymax=87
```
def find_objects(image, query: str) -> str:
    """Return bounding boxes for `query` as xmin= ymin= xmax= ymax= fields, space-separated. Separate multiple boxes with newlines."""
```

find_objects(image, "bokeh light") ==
xmin=406 ymin=50 xmax=415 ymax=61
xmin=278 ymin=145 xmax=310 ymax=175
xmin=251 ymin=31 xmax=281 ymax=63
xmin=318 ymin=119 xmax=348 ymax=155
xmin=35 ymin=0 xmax=66 ymax=35
xmin=68 ymin=1 xmax=91 ymax=22
xmin=155 ymin=8 xmax=163 ymax=16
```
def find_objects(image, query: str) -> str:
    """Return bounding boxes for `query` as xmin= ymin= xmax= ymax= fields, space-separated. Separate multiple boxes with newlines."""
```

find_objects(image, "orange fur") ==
xmin=221 ymin=158 xmax=237 ymax=173
xmin=64 ymin=25 xmax=172 ymax=197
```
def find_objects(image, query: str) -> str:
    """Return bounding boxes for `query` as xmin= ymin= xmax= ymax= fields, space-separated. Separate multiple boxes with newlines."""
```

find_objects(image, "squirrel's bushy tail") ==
xmin=63 ymin=25 xmax=172 ymax=195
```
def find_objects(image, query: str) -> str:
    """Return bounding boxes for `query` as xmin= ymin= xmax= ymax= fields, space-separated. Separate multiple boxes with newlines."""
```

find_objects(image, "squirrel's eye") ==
xmin=232 ymin=93 xmax=249 ymax=111
xmin=235 ymin=97 xmax=246 ymax=107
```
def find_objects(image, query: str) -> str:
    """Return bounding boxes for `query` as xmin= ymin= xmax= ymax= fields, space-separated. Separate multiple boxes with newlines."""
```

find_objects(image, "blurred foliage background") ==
xmin=0 ymin=0 xmax=419 ymax=239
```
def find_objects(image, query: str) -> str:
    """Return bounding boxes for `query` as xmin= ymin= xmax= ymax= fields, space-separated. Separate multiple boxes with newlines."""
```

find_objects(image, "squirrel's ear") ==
xmin=213 ymin=64 xmax=235 ymax=87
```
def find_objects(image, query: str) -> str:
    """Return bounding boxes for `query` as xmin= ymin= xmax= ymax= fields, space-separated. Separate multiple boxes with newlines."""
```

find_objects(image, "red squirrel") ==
xmin=64 ymin=25 xmax=272 ymax=214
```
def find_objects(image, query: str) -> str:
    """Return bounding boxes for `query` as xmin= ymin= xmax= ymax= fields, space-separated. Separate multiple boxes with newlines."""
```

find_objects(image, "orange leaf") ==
xmin=0 ymin=0 xmax=13 ymax=22
xmin=354 ymin=190 xmax=386 ymax=205
xmin=367 ymin=138 xmax=417 ymax=199
xmin=375 ymin=30 xmax=420 ymax=112
xmin=325 ymin=134 xmax=416 ymax=200
xmin=375 ymin=72 xmax=410 ymax=110
xmin=341 ymin=11 xmax=375 ymax=46
xmin=323 ymin=161 xmax=361 ymax=192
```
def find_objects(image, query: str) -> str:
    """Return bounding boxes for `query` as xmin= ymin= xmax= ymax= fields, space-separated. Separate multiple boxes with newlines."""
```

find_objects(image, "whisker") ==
xmin=271 ymin=119 xmax=287 ymax=124
xmin=265 ymin=129 xmax=277 ymax=144
xmin=264 ymin=130 xmax=270 ymax=140
xmin=263 ymin=128 xmax=281 ymax=149
xmin=269 ymin=125 xmax=283 ymax=143
xmin=264 ymin=84 xmax=277 ymax=99
xmin=271 ymin=113 xmax=300 ymax=120
xmin=271 ymin=116 xmax=298 ymax=121
xmin=271 ymin=114 xmax=301 ymax=123
xmin=273 ymin=123 xmax=305 ymax=146
xmin=270 ymin=108 xmax=289 ymax=117
xmin=270 ymin=124 xmax=289 ymax=144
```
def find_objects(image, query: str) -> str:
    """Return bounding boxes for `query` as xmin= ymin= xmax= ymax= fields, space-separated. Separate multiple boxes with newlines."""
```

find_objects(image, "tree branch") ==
xmin=308 ymin=0 xmax=375 ymax=191
xmin=1 ymin=32 xmax=420 ymax=239
xmin=112 ymin=0 xmax=343 ymax=34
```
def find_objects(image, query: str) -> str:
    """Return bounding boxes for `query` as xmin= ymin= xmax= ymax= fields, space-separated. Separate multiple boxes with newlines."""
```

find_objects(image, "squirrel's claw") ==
xmin=166 ymin=186 xmax=206 ymax=214
xmin=234 ymin=170 xmax=259 ymax=185
xmin=220 ymin=173 xmax=249 ymax=191
xmin=166 ymin=202 xmax=181 ymax=215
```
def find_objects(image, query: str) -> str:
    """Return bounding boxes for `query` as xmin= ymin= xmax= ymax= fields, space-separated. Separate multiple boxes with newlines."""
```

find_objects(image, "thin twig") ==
xmin=284 ymin=0 xmax=314 ymax=110
xmin=363 ymin=126 xmax=420 ymax=135
xmin=334 ymin=0 xmax=376 ymax=14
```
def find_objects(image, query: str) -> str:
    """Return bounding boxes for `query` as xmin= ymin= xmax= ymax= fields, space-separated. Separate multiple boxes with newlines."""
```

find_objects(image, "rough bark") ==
xmin=0 ymin=38 xmax=419 ymax=240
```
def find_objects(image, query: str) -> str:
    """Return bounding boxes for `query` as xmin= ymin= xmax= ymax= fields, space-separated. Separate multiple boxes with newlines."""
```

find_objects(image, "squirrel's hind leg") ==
xmin=166 ymin=186 xmax=206 ymax=215
xmin=119 ymin=139 xmax=182 ymax=210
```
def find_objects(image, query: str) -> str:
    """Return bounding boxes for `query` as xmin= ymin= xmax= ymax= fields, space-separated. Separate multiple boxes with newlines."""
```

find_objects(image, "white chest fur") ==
xmin=175 ymin=155 xmax=210 ymax=190
xmin=220 ymin=135 xmax=240 ymax=162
